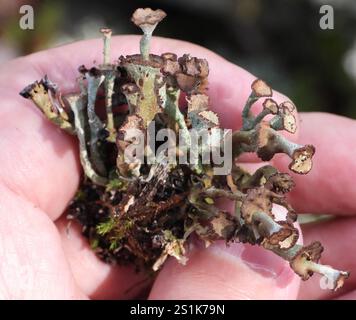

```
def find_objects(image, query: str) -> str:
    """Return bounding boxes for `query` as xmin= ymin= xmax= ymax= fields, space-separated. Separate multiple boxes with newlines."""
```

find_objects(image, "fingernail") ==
xmin=209 ymin=241 xmax=295 ymax=287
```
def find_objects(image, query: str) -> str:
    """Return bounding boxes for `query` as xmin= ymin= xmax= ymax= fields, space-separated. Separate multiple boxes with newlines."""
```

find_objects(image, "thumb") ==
xmin=149 ymin=206 xmax=301 ymax=300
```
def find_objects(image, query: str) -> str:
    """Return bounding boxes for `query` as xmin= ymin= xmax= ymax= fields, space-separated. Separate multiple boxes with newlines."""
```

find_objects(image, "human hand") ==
xmin=0 ymin=36 xmax=355 ymax=299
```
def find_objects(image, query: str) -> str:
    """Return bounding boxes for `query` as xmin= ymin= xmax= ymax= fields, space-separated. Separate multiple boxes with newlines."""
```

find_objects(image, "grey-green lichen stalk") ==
xmin=20 ymin=8 xmax=349 ymax=291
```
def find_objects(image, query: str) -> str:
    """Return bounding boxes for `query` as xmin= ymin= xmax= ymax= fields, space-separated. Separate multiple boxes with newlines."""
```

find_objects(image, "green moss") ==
xmin=90 ymin=237 xmax=100 ymax=250
xmin=106 ymin=178 xmax=125 ymax=192
xmin=96 ymin=217 xmax=116 ymax=235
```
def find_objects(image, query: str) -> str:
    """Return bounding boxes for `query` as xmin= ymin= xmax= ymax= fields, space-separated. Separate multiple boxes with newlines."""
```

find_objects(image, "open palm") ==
xmin=0 ymin=36 xmax=355 ymax=299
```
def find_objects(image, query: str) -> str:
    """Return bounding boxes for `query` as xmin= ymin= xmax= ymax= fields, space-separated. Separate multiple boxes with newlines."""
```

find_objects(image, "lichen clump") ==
xmin=20 ymin=8 xmax=349 ymax=291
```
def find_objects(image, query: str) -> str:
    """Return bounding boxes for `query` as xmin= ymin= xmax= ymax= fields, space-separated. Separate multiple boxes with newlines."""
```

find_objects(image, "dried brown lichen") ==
xmin=20 ymin=8 xmax=349 ymax=291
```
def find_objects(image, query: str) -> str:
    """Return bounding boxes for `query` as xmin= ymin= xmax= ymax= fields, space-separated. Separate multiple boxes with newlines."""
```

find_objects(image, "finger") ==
xmin=298 ymin=217 xmax=356 ymax=300
xmin=336 ymin=290 xmax=356 ymax=300
xmin=272 ymin=112 xmax=356 ymax=215
xmin=56 ymin=216 xmax=150 ymax=300
xmin=0 ymin=184 xmax=85 ymax=299
xmin=0 ymin=96 xmax=81 ymax=221
xmin=149 ymin=243 xmax=300 ymax=300
xmin=149 ymin=206 xmax=301 ymax=300
xmin=0 ymin=35 xmax=297 ymax=220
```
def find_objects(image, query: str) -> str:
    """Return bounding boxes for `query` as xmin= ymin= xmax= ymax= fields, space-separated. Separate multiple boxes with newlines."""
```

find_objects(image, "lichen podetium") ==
xmin=20 ymin=8 xmax=349 ymax=291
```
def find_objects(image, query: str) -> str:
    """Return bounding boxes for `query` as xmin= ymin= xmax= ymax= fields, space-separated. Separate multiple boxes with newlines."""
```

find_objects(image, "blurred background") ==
xmin=1 ymin=0 xmax=356 ymax=118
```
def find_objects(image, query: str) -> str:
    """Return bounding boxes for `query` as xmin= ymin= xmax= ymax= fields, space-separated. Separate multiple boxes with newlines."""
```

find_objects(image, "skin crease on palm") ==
xmin=0 ymin=35 xmax=355 ymax=300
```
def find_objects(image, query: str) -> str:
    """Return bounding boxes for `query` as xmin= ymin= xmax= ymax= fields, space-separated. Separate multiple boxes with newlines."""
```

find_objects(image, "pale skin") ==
xmin=0 ymin=36 xmax=355 ymax=300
